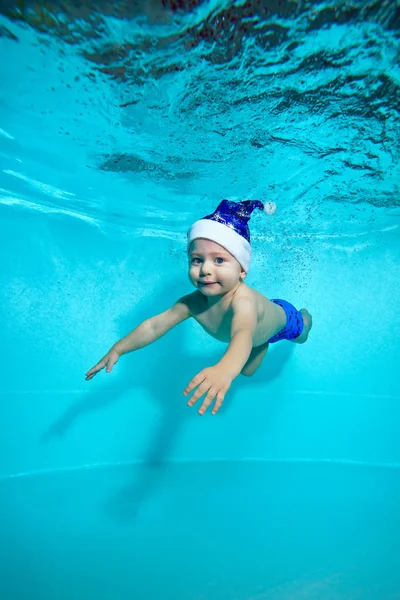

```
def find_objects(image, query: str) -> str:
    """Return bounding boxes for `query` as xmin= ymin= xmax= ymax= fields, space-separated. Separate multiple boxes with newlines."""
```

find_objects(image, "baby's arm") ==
xmin=85 ymin=294 xmax=193 ymax=380
xmin=217 ymin=297 xmax=258 ymax=378
xmin=184 ymin=296 xmax=258 ymax=415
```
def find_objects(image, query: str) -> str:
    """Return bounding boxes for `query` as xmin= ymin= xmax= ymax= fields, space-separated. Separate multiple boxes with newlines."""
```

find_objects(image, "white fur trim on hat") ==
xmin=187 ymin=219 xmax=251 ymax=272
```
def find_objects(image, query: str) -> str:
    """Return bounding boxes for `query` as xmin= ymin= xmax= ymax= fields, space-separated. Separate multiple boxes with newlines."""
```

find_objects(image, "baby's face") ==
xmin=188 ymin=238 xmax=245 ymax=296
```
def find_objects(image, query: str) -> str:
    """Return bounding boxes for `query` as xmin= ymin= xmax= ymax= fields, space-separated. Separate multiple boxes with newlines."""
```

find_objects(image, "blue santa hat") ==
xmin=187 ymin=199 xmax=270 ymax=272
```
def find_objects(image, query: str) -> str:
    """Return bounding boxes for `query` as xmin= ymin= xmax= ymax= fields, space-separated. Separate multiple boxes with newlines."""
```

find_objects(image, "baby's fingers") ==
xmin=183 ymin=370 xmax=206 ymax=397
xmin=212 ymin=391 xmax=225 ymax=415
xmin=198 ymin=389 xmax=217 ymax=415
xmin=105 ymin=355 xmax=118 ymax=373
xmin=85 ymin=359 xmax=106 ymax=380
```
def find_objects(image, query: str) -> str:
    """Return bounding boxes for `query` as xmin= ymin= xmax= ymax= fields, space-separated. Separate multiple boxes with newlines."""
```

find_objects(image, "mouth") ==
xmin=199 ymin=281 xmax=217 ymax=286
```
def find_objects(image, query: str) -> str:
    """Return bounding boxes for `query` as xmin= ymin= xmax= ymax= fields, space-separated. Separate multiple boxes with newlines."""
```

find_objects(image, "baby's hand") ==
xmin=85 ymin=348 xmax=120 ymax=381
xmin=183 ymin=366 xmax=233 ymax=415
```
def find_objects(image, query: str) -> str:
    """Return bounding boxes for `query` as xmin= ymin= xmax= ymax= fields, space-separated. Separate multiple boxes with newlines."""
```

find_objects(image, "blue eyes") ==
xmin=192 ymin=257 xmax=225 ymax=265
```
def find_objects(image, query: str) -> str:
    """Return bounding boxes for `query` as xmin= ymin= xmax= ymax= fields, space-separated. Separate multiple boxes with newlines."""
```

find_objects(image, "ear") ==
xmin=240 ymin=268 xmax=247 ymax=280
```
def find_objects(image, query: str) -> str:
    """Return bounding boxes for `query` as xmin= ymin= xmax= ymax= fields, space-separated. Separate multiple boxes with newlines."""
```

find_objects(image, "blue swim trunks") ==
xmin=267 ymin=299 xmax=304 ymax=344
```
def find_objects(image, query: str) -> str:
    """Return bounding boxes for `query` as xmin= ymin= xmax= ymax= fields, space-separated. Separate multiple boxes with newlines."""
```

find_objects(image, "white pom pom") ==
xmin=263 ymin=201 xmax=276 ymax=216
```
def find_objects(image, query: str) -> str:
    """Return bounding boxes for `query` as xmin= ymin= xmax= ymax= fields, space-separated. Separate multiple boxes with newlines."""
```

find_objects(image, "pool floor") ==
xmin=1 ymin=460 xmax=399 ymax=600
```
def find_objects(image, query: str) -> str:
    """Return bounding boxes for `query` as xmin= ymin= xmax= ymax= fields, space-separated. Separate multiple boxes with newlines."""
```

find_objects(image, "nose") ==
xmin=200 ymin=259 xmax=212 ymax=276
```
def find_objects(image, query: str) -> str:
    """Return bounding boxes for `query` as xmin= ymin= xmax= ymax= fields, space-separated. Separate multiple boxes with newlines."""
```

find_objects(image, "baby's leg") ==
xmin=292 ymin=309 xmax=312 ymax=344
xmin=241 ymin=342 xmax=269 ymax=377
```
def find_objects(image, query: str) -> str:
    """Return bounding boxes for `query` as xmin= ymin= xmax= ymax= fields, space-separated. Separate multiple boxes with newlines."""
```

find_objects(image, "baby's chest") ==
xmin=194 ymin=311 xmax=233 ymax=343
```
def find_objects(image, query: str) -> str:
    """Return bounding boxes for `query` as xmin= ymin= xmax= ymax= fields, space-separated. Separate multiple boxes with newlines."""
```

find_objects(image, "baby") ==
xmin=86 ymin=200 xmax=312 ymax=415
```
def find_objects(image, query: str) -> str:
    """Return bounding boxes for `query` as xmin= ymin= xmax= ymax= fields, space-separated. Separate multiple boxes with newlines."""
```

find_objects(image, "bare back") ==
xmin=187 ymin=283 xmax=287 ymax=347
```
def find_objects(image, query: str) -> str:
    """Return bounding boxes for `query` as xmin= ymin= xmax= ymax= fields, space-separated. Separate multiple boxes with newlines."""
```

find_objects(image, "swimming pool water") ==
xmin=0 ymin=2 xmax=399 ymax=599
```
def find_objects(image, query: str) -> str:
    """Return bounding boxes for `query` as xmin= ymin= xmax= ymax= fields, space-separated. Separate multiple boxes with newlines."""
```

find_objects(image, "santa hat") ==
xmin=187 ymin=199 xmax=275 ymax=272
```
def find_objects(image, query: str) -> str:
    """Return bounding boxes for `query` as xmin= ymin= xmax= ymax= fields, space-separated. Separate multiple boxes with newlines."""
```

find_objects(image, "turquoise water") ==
xmin=1 ymin=2 xmax=400 ymax=599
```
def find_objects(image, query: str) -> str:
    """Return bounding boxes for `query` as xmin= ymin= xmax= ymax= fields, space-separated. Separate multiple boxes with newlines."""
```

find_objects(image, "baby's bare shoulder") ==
xmin=234 ymin=284 xmax=267 ymax=305
xmin=229 ymin=286 xmax=259 ymax=319
xmin=233 ymin=285 xmax=275 ymax=316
